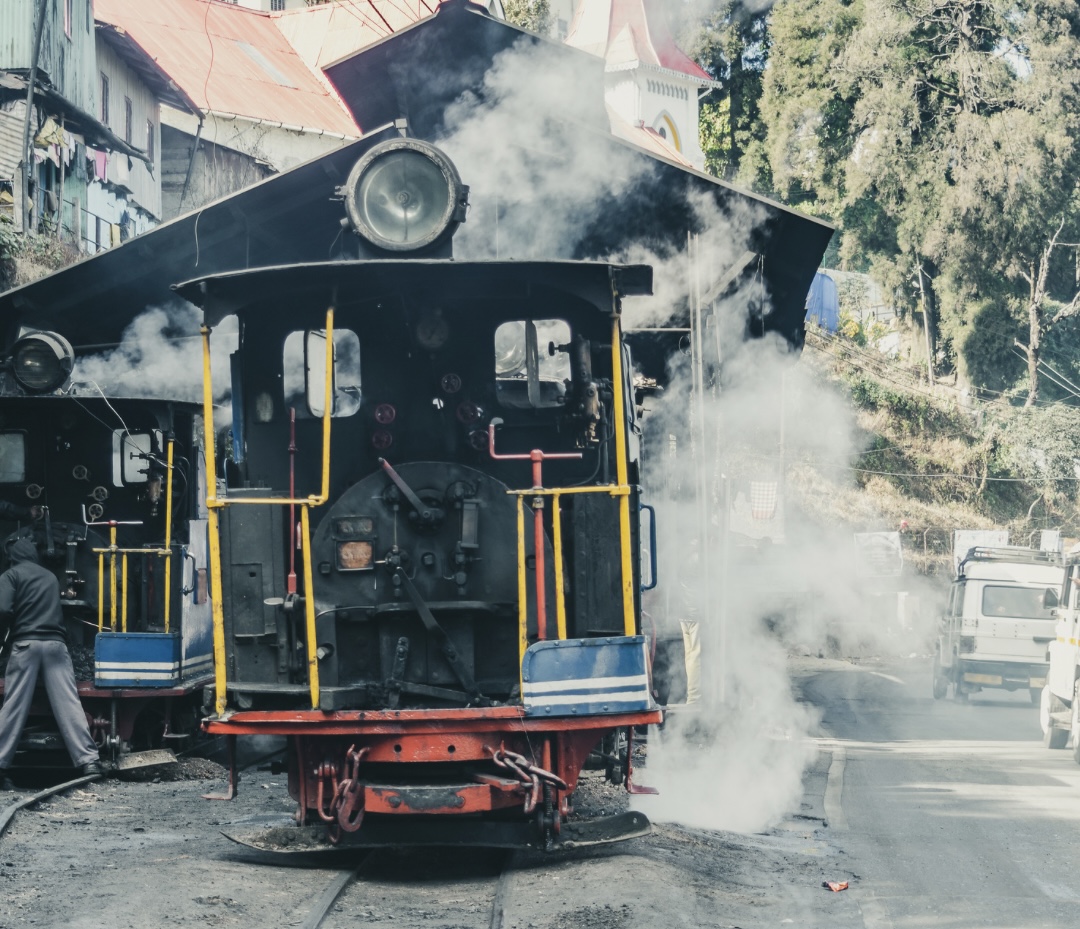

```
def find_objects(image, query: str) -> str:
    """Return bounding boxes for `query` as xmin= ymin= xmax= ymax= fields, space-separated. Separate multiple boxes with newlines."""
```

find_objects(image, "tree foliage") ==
xmin=689 ymin=3 xmax=771 ymax=184
xmin=502 ymin=0 xmax=553 ymax=36
xmin=752 ymin=0 xmax=1080 ymax=400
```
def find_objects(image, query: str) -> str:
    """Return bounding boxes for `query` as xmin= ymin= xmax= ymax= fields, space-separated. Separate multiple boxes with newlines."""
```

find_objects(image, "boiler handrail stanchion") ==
xmin=488 ymin=420 xmax=581 ymax=642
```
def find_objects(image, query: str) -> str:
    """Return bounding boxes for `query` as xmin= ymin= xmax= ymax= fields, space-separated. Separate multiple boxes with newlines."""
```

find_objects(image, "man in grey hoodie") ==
xmin=0 ymin=538 xmax=102 ymax=787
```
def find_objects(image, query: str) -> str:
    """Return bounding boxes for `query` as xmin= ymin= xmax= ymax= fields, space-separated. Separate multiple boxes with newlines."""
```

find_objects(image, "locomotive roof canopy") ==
xmin=175 ymin=260 xmax=654 ymax=326
xmin=0 ymin=0 xmax=832 ymax=355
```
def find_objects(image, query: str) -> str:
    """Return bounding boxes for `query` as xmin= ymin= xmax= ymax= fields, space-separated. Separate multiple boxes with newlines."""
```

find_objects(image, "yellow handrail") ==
xmin=609 ymin=318 xmax=635 ymax=637
xmin=202 ymin=325 xmax=228 ymax=716
xmin=109 ymin=523 xmax=117 ymax=631
xmin=507 ymin=485 xmax=630 ymax=497
xmin=516 ymin=495 xmax=527 ymax=697
xmin=301 ymin=505 xmax=320 ymax=709
xmin=163 ymin=438 xmax=174 ymax=633
xmin=121 ymin=552 xmax=129 ymax=632
xmin=97 ymin=552 xmax=104 ymax=631
xmin=552 ymin=492 xmax=567 ymax=640
xmin=201 ymin=307 xmax=336 ymax=715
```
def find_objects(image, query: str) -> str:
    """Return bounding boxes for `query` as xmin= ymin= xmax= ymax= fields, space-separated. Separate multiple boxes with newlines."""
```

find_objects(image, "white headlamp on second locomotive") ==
xmin=6 ymin=330 xmax=75 ymax=393
xmin=339 ymin=138 xmax=469 ymax=255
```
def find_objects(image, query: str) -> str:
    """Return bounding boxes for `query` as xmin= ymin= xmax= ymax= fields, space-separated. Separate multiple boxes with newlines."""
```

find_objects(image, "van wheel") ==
xmin=1071 ymin=682 xmax=1080 ymax=764
xmin=1046 ymin=724 xmax=1069 ymax=749
xmin=1043 ymin=685 xmax=1069 ymax=748
xmin=932 ymin=652 xmax=948 ymax=700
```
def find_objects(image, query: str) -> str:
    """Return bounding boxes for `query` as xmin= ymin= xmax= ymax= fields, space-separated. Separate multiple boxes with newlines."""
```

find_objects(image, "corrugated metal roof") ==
xmin=272 ymin=0 xmax=429 ymax=77
xmin=94 ymin=0 xmax=359 ymax=135
xmin=565 ymin=0 xmax=716 ymax=84
xmin=606 ymin=107 xmax=696 ymax=168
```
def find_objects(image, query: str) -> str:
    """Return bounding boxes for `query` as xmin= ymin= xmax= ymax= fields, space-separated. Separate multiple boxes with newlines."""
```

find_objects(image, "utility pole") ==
xmin=19 ymin=0 xmax=49 ymax=234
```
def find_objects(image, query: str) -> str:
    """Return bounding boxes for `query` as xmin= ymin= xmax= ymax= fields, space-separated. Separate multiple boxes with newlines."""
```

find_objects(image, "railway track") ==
xmin=0 ymin=772 xmax=103 ymax=840
xmin=298 ymin=849 xmax=518 ymax=929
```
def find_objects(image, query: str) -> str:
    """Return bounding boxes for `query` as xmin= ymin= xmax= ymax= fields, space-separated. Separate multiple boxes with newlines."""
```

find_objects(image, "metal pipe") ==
xmin=178 ymin=117 xmax=204 ymax=212
xmin=609 ymin=320 xmax=635 ymax=637
xmin=56 ymin=114 xmax=64 ymax=239
xmin=316 ymin=308 xmax=334 ymax=505
xmin=201 ymin=326 xmax=228 ymax=716
xmin=300 ymin=505 xmax=320 ymax=710
xmin=163 ymin=437 xmax=174 ymax=633
xmin=552 ymin=492 xmax=567 ymax=640
xmin=97 ymin=552 xmax=104 ymax=631
xmin=109 ymin=524 xmax=118 ymax=631
xmin=19 ymin=0 xmax=48 ymax=234
xmin=516 ymin=496 xmax=527 ymax=697
xmin=121 ymin=552 xmax=128 ymax=633
xmin=288 ymin=407 xmax=297 ymax=595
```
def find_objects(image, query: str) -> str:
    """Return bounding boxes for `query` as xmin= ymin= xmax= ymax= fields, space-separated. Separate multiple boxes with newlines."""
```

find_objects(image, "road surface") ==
xmin=798 ymin=656 xmax=1080 ymax=929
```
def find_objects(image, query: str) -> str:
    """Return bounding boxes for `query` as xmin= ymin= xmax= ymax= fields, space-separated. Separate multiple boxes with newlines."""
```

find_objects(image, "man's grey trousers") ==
xmin=0 ymin=640 xmax=99 ymax=769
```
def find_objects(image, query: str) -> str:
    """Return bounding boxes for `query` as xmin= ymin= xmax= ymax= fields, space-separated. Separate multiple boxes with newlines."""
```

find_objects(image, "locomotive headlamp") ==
xmin=341 ymin=139 xmax=468 ymax=252
xmin=10 ymin=330 xmax=74 ymax=392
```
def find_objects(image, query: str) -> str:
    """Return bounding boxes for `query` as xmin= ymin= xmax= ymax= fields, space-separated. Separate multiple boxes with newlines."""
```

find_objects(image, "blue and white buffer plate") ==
xmin=95 ymin=632 xmax=182 ymax=688
xmin=522 ymin=635 xmax=656 ymax=717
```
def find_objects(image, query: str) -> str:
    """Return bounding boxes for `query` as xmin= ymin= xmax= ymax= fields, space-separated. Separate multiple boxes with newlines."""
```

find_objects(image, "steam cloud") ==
xmin=70 ymin=32 xmax=939 ymax=835
xmin=71 ymin=304 xmax=238 ymax=405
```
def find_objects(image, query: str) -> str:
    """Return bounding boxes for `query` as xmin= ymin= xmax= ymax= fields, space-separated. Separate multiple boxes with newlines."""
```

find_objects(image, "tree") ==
xmin=760 ymin=0 xmax=1080 ymax=401
xmin=691 ymin=4 xmax=771 ymax=184
xmin=502 ymin=0 xmax=553 ymax=36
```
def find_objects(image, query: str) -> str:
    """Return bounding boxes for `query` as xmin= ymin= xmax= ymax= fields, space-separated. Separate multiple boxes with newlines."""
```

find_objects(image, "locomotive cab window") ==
xmin=112 ymin=431 xmax=158 ymax=485
xmin=283 ymin=329 xmax=361 ymax=418
xmin=494 ymin=319 xmax=571 ymax=409
xmin=0 ymin=433 xmax=26 ymax=483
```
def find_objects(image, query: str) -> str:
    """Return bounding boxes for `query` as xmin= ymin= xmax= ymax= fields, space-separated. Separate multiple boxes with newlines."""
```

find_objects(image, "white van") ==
xmin=933 ymin=547 xmax=1062 ymax=702
xmin=1041 ymin=555 xmax=1080 ymax=756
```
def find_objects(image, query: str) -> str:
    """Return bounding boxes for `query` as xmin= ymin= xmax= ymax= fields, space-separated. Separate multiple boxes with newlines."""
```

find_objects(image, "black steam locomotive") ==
xmin=178 ymin=137 xmax=663 ymax=848
xmin=0 ymin=333 xmax=213 ymax=770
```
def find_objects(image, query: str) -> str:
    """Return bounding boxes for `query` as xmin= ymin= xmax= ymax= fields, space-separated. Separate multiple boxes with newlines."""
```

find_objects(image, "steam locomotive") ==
xmin=177 ymin=136 xmax=663 ymax=848
xmin=0 ymin=334 xmax=213 ymax=770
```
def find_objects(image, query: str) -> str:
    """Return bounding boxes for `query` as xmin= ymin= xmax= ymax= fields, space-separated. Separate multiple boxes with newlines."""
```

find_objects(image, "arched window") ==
xmin=653 ymin=112 xmax=682 ymax=152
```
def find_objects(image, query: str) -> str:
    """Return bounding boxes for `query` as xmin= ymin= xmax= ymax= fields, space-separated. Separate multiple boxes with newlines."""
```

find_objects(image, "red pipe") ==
xmin=488 ymin=423 xmax=581 ymax=643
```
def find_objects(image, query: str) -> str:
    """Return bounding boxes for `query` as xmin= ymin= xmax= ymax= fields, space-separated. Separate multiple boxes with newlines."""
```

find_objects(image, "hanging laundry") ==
xmin=749 ymin=481 xmax=779 ymax=520
xmin=93 ymin=149 xmax=108 ymax=182
xmin=34 ymin=116 xmax=64 ymax=148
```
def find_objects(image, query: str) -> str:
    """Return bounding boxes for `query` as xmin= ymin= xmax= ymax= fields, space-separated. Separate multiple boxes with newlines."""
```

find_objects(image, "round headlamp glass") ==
xmin=12 ymin=331 xmax=74 ymax=392
xmin=343 ymin=140 xmax=465 ymax=252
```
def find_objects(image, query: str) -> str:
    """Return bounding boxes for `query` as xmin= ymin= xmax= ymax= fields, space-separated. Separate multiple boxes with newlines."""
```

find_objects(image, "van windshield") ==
xmin=981 ymin=585 xmax=1056 ymax=620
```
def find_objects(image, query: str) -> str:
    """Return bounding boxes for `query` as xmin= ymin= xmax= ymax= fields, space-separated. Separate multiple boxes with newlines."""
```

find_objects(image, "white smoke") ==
xmin=435 ymin=35 xmax=865 ymax=832
xmin=437 ymin=38 xmax=654 ymax=260
xmin=630 ymin=313 xmax=937 ymax=832
xmin=70 ymin=303 xmax=237 ymax=405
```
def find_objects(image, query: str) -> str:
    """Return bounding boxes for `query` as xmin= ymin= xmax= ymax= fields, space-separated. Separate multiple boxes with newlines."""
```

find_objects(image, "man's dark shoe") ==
xmin=81 ymin=761 xmax=104 ymax=777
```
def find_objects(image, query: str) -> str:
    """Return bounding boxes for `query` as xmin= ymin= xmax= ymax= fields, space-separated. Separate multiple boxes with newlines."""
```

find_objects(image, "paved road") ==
xmin=799 ymin=657 xmax=1080 ymax=929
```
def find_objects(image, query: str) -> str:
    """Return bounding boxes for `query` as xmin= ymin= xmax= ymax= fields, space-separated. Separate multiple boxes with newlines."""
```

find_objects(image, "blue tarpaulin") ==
xmin=806 ymin=272 xmax=839 ymax=332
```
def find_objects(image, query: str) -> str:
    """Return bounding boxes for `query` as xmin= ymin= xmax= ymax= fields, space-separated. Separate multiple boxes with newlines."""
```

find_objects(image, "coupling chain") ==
xmin=316 ymin=745 xmax=370 ymax=843
xmin=489 ymin=745 xmax=568 ymax=815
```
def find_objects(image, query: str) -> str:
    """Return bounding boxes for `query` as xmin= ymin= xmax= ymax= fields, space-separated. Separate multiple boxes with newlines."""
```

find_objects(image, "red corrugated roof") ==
xmin=607 ymin=108 xmax=697 ymax=168
xmin=95 ymin=0 xmax=359 ymax=135
xmin=272 ymin=0 xmax=430 ymax=75
xmin=566 ymin=0 xmax=713 ymax=83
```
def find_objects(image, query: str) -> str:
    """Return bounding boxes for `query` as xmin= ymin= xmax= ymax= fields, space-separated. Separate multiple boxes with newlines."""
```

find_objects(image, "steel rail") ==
xmin=297 ymin=849 xmax=516 ymax=929
xmin=0 ymin=772 xmax=103 ymax=840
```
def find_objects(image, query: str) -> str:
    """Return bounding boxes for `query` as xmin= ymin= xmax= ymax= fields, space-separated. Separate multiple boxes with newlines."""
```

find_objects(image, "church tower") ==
xmin=561 ymin=0 xmax=719 ymax=171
